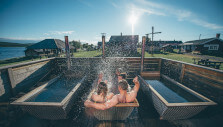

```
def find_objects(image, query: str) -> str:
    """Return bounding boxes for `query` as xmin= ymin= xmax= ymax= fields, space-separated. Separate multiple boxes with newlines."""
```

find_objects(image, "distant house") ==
xmin=25 ymin=39 xmax=74 ymax=57
xmin=162 ymin=44 xmax=174 ymax=52
xmin=106 ymin=34 xmax=138 ymax=56
xmin=146 ymin=40 xmax=182 ymax=53
xmin=181 ymin=34 xmax=223 ymax=55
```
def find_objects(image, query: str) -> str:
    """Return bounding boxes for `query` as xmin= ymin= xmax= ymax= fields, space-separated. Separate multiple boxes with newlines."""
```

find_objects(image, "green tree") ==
xmin=71 ymin=40 xmax=81 ymax=51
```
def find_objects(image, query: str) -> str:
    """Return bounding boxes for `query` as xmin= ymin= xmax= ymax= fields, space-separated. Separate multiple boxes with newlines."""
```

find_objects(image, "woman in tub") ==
xmin=91 ymin=81 xmax=114 ymax=103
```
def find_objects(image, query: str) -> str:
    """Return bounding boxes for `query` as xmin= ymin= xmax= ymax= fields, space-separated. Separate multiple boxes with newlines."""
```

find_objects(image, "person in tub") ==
xmin=85 ymin=76 xmax=140 ymax=110
xmin=91 ymin=81 xmax=114 ymax=103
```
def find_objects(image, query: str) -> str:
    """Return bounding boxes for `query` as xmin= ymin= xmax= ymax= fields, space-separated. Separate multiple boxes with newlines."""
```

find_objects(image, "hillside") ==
xmin=0 ymin=42 xmax=34 ymax=47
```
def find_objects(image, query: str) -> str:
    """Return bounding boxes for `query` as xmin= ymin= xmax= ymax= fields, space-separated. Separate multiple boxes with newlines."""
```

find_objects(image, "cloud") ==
xmin=134 ymin=0 xmax=223 ymax=30
xmin=78 ymin=0 xmax=93 ymax=7
xmin=43 ymin=31 xmax=74 ymax=35
xmin=191 ymin=19 xmax=223 ymax=30
xmin=130 ymin=4 xmax=166 ymax=16
xmin=111 ymin=2 xmax=119 ymax=8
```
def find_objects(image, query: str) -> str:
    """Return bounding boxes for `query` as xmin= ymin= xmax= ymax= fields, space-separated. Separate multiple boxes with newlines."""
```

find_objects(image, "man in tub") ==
xmin=84 ymin=76 xmax=140 ymax=110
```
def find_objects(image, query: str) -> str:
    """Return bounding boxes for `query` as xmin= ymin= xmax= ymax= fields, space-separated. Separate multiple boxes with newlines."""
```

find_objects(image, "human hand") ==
xmin=84 ymin=100 xmax=91 ymax=107
xmin=104 ymin=80 xmax=108 ymax=84
xmin=133 ymin=76 xmax=139 ymax=84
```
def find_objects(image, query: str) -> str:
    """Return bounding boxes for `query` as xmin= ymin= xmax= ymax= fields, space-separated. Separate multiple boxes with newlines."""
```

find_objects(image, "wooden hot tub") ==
xmin=11 ymin=75 xmax=86 ymax=120
xmin=139 ymin=74 xmax=217 ymax=120
xmin=93 ymin=99 xmax=139 ymax=120
xmin=87 ymin=76 xmax=139 ymax=120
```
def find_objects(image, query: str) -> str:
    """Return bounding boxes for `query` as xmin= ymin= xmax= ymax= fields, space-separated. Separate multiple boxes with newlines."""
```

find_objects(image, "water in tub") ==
xmin=25 ymin=78 xmax=81 ymax=102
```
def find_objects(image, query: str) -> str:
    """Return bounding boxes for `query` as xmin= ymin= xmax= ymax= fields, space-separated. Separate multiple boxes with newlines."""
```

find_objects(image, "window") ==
xmin=208 ymin=44 xmax=219 ymax=50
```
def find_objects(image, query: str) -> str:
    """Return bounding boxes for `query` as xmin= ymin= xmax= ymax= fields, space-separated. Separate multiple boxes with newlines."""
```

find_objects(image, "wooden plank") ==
xmin=140 ymin=71 xmax=160 ymax=77
xmin=115 ymin=99 xmax=139 ymax=107
xmin=186 ymin=64 xmax=223 ymax=77
xmin=11 ymin=61 xmax=49 ymax=71
xmin=185 ymin=65 xmax=223 ymax=84
xmin=184 ymin=72 xmax=223 ymax=90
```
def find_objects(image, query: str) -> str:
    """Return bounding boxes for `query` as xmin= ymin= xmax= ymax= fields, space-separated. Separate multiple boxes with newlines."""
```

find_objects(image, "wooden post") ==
xmin=7 ymin=68 xmax=16 ymax=96
xmin=65 ymin=36 xmax=71 ymax=70
xmin=141 ymin=36 xmax=146 ymax=72
xmin=180 ymin=64 xmax=186 ymax=83
xmin=102 ymin=33 xmax=106 ymax=58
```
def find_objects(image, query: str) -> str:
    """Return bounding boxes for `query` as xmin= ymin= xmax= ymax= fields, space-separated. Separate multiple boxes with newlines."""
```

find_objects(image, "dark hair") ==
xmin=97 ymin=82 xmax=108 ymax=97
xmin=118 ymin=80 xmax=128 ymax=90
xmin=119 ymin=73 xmax=127 ymax=79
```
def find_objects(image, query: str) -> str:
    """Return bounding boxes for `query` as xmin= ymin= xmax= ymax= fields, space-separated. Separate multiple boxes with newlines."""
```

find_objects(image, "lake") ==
xmin=0 ymin=47 xmax=26 ymax=60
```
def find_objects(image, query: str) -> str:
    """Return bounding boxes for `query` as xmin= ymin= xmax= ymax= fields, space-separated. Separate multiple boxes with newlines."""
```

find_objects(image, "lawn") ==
xmin=73 ymin=50 xmax=102 ymax=57
xmin=0 ymin=49 xmax=222 ymax=70
xmin=137 ymin=48 xmax=223 ymax=70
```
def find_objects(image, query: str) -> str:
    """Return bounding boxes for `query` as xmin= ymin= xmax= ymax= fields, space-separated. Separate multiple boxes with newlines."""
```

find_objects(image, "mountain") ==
xmin=0 ymin=42 xmax=34 ymax=47
xmin=0 ymin=38 xmax=39 ymax=44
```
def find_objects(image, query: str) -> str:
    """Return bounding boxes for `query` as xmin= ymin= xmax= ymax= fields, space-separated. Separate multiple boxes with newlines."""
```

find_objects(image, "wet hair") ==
xmin=119 ymin=73 xmax=127 ymax=79
xmin=97 ymin=82 xmax=108 ymax=97
xmin=118 ymin=80 xmax=128 ymax=91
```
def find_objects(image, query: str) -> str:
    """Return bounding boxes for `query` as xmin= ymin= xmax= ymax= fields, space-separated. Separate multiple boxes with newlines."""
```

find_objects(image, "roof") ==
xmin=27 ymin=39 xmax=74 ymax=49
xmin=149 ymin=40 xmax=182 ymax=44
xmin=108 ymin=35 xmax=138 ymax=44
xmin=182 ymin=37 xmax=223 ymax=46
xmin=162 ymin=44 xmax=173 ymax=48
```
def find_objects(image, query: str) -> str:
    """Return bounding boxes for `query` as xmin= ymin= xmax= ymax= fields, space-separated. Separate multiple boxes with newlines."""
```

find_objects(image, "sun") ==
xmin=128 ymin=12 xmax=138 ymax=35
xmin=129 ymin=14 xmax=137 ymax=25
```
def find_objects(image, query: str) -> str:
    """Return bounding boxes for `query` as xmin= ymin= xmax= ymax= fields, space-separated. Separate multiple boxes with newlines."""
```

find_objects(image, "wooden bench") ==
xmin=198 ymin=59 xmax=223 ymax=69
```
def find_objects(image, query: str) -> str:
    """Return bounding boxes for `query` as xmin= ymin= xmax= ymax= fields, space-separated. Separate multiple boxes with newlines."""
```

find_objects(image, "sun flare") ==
xmin=129 ymin=14 xmax=137 ymax=25
xmin=128 ymin=11 xmax=138 ymax=35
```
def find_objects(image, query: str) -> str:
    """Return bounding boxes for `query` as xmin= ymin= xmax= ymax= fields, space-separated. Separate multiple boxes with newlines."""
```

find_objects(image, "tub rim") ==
xmin=139 ymin=75 xmax=217 ymax=107
xmin=10 ymin=75 xmax=86 ymax=107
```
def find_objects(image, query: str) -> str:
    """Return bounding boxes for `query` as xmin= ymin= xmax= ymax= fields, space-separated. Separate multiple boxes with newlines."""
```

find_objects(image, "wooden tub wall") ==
xmin=93 ymin=99 xmax=139 ymax=120
xmin=11 ymin=75 xmax=87 ymax=120
xmin=139 ymin=75 xmax=217 ymax=120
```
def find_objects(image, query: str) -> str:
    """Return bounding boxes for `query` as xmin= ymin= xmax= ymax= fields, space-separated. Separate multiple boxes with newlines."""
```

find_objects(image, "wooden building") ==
xmin=181 ymin=34 xmax=223 ymax=55
xmin=106 ymin=34 xmax=138 ymax=56
xmin=146 ymin=40 xmax=182 ymax=53
xmin=25 ymin=39 xmax=74 ymax=57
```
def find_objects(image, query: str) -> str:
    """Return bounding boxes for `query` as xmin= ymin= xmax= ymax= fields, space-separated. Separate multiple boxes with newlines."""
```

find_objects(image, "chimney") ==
xmin=121 ymin=32 xmax=122 ymax=36
xmin=216 ymin=33 xmax=220 ymax=38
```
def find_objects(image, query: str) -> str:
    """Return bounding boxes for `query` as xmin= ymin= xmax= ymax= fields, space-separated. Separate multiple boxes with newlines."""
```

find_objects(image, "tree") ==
xmin=71 ymin=40 xmax=81 ymax=52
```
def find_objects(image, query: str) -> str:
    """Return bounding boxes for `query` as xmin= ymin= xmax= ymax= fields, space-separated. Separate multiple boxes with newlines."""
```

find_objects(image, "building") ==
xmin=25 ymin=39 xmax=74 ymax=57
xmin=162 ymin=44 xmax=174 ymax=52
xmin=106 ymin=34 xmax=139 ymax=56
xmin=181 ymin=34 xmax=223 ymax=55
xmin=146 ymin=40 xmax=182 ymax=53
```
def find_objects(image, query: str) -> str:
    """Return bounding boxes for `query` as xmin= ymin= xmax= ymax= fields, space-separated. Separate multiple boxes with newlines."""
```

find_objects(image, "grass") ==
xmin=73 ymin=50 xmax=102 ymax=57
xmin=137 ymin=48 xmax=223 ymax=70
xmin=0 ymin=49 xmax=222 ymax=70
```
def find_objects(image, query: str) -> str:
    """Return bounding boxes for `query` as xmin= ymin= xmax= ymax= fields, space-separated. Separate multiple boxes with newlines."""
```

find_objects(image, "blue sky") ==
xmin=0 ymin=0 xmax=223 ymax=44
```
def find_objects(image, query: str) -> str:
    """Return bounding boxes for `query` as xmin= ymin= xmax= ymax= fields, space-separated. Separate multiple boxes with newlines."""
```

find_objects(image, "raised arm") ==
xmin=97 ymin=73 xmax=103 ymax=84
xmin=132 ymin=76 xmax=140 ymax=93
xmin=84 ymin=95 xmax=119 ymax=110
